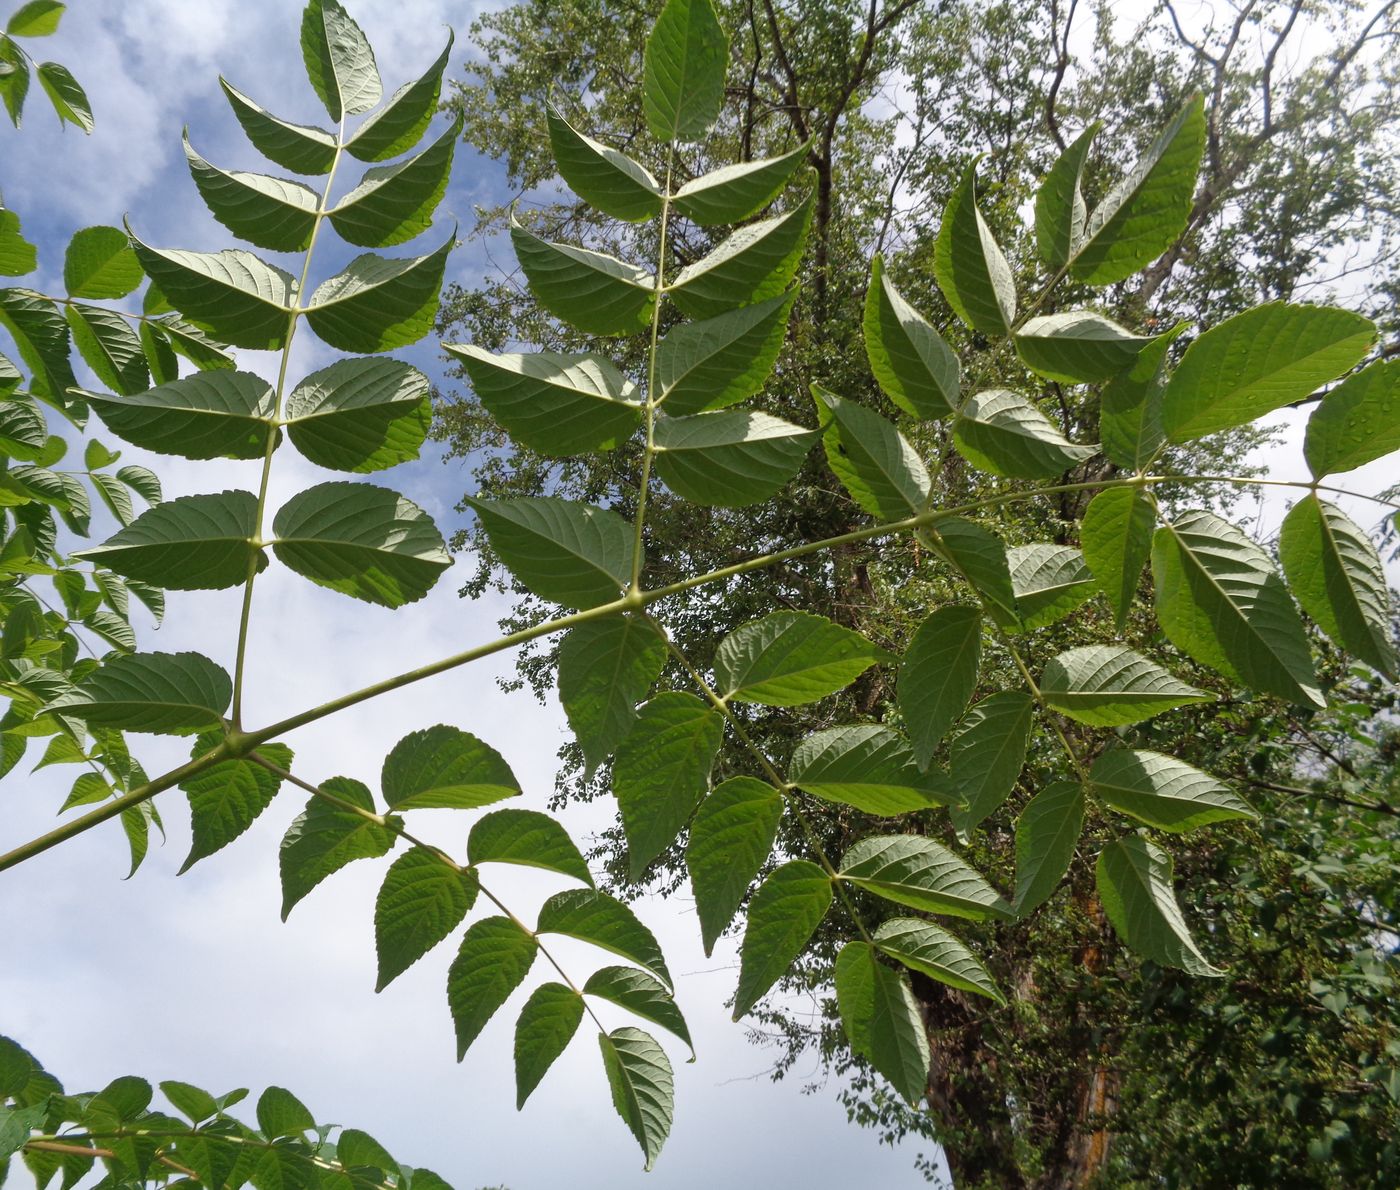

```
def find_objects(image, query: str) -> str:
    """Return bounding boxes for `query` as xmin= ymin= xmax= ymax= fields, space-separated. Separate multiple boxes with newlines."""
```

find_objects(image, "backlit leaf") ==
xmin=864 ymin=255 xmax=958 ymax=419
xmin=838 ymin=835 xmax=1012 ymax=920
xmin=446 ymin=916 xmax=536 ymax=1058
xmin=284 ymin=357 xmax=431 ymax=473
xmin=614 ymin=692 xmax=722 ymax=879
xmin=514 ymin=983 xmax=583 ymax=1108
xmin=375 ymin=846 xmax=479 ymax=990
xmin=1040 ymin=645 xmax=1210 ymax=727
xmin=953 ymin=390 xmax=1095 ymax=480
xmin=346 ymin=33 xmax=453 ymax=162
xmin=82 ymin=372 xmax=273 ymax=460
xmin=510 ymin=222 xmax=655 ymax=336
xmin=673 ymin=142 xmax=808 ymax=225
xmin=1013 ymin=780 xmax=1083 ymax=915
xmin=656 ymin=291 xmax=794 ymax=416
xmin=1163 ymin=302 xmax=1375 ymax=442
xmin=1304 ymin=359 xmax=1400 ymax=478
xmin=1080 ymin=486 xmax=1155 ymax=630
xmin=834 ymin=941 xmax=931 ymax=1104
xmin=546 ymin=103 xmax=661 ymax=222
xmin=537 ymin=889 xmax=671 ymax=987
xmin=714 ymin=610 xmax=890 ymax=706
xmin=382 ymin=724 xmax=519 ymax=811
xmin=789 ymin=725 xmax=957 ymax=815
xmin=686 ymin=775 xmax=782 ymax=955
xmin=1014 ymin=311 xmax=1154 ymax=383
xmin=598 ymin=1028 xmax=674 ymax=1171
xmin=329 ymin=119 xmax=459 ymax=248
xmin=874 ymin=918 xmax=1004 ymax=1004
xmin=899 ymin=604 xmax=981 ymax=769
xmin=933 ymin=162 xmax=1015 ymax=337
xmin=179 ymin=740 xmax=294 ymax=872
xmin=642 ymin=0 xmax=727 ymax=144
xmin=815 ymin=386 xmax=930 ymax=519
xmin=183 ymin=134 xmax=319 ymax=253
xmin=300 ymin=0 xmax=381 ymax=122
xmin=63 ymin=226 xmax=142 ymax=299
xmin=220 ymin=79 xmax=337 ymax=175
xmin=584 ymin=966 xmax=691 ymax=1053
xmin=1096 ymin=835 xmax=1221 ymax=976
xmin=445 ymin=346 xmax=642 ymax=457
xmin=948 ymin=691 xmax=1032 ymax=837
xmin=653 ymin=410 xmax=817 ymax=507
xmin=1152 ymin=510 xmax=1323 ymax=708
xmin=1008 ymin=544 xmax=1095 ymax=631
xmin=1279 ymin=495 xmax=1396 ymax=679
xmin=1099 ymin=325 xmax=1184 ymax=470
xmin=1035 ymin=122 xmax=1097 ymax=269
xmin=1091 ymin=749 xmax=1253 ymax=832
xmin=467 ymin=495 xmax=634 ymax=610
xmin=272 ymin=481 xmax=451 ymax=607
xmin=304 ymin=235 xmax=453 ymax=353
xmin=467 ymin=808 xmax=593 ymax=886
xmin=279 ymin=776 xmax=395 ymax=919
xmin=733 ymin=860 xmax=831 ymax=1018
xmin=557 ymin=615 xmax=666 ymax=779
xmin=47 ymin=651 xmax=231 ymax=734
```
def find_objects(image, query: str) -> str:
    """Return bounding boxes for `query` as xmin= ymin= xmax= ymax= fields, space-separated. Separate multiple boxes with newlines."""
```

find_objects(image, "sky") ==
xmin=2 ymin=4 xmax=1395 ymax=1190
xmin=0 ymin=3 xmax=940 ymax=1189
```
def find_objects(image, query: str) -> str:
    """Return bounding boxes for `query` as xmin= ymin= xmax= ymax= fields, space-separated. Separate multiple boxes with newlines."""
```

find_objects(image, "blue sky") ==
xmin=0 ymin=3 xmax=941 ymax=1188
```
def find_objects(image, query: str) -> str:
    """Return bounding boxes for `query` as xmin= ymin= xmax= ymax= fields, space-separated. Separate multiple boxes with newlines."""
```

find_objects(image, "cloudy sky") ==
xmin=0 ymin=3 xmax=939 ymax=1188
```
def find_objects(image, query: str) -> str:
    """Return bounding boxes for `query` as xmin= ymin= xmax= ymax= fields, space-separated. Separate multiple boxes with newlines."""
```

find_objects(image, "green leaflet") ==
xmin=446 ymin=346 xmax=643 ymax=456
xmin=155 ymin=315 xmax=235 ymax=372
xmin=328 ymin=118 xmax=460 ymax=248
xmin=1013 ymin=780 xmax=1083 ymax=915
xmin=1034 ymin=123 xmax=1097 ymax=269
xmin=948 ymin=691 xmax=1033 ymax=838
xmin=1014 ymin=312 xmax=1155 ymax=384
xmin=873 ymin=918 xmax=1004 ymax=1004
xmin=183 ymin=134 xmax=319 ymax=253
xmin=123 ymin=800 xmax=155 ymax=877
xmin=346 ymin=33 xmax=453 ymax=162
xmin=933 ymin=162 xmax=1015 ymax=337
xmin=899 ymin=604 xmax=981 ymax=769
xmin=284 ymin=357 xmax=432 ymax=473
xmin=467 ymin=495 xmax=635 ymax=610
xmin=789 ymin=725 xmax=958 ymax=815
xmin=82 ymin=372 xmax=273 ymax=460
xmin=537 ymin=888 xmax=671 ymax=987
xmin=1099 ymin=326 xmax=1183 ymax=471
xmin=1279 ymin=496 xmax=1396 ymax=679
xmin=1039 ymin=645 xmax=1210 ymax=727
xmin=0 ymin=289 xmax=77 ymax=408
xmin=838 ymin=835 xmax=1013 ymax=920
xmin=160 ymin=1080 xmax=218 ymax=1125
xmin=1096 ymin=835 xmax=1222 ymax=976
xmin=584 ymin=966 xmax=692 ymax=1053
xmin=667 ymin=194 xmax=814 ymax=320
xmin=7 ymin=2 xmax=65 ymax=38
xmin=557 ymin=614 xmax=666 ymax=779
xmin=546 ymin=103 xmax=662 ymax=222
xmin=1091 ymin=749 xmax=1253 ymax=833
xmin=0 ymin=208 xmax=36 ymax=276
xmin=1304 ymin=359 xmax=1400 ymax=477
xmin=381 ymin=724 xmax=520 ymax=811
xmin=301 ymin=0 xmax=381 ymax=121
xmin=65 ymin=304 xmax=149 ymax=396
xmin=713 ymin=610 xmax=890 ymax=706
xmin=256 ymin=1086 xmax=313 ymax=1139
xmin=642 ymin=0 xmax=727 ymax=144
xmin=673 ymin=142 xmax=809 ymax=225
xmin=1069 ymin=94 xmax=1204 ymax=285
xmin=863 ymin=255 xmax=959 ymax=419
xmin=374 ymin=846 xmax=479 ymax=991
xmin=446 ymin=916 xmax=537 ymax=1059
xmin=1162 ymin=302 xmax=1376 ymax=442
xmin=36 ymin=62 xmax=91 ymax=133
xmin=952 ymin=390 xmax=1096 ymax=480
xmin=1152 ymin=510 xmax=1323 ymax=708
xmin=686 ymin=775 xmax=782 ymax=956
xmin=653 ymin=410 xmax=818 ymax=507
xmin=126 ymin=235 xmax=295 ymax=350
xmin=1080 ymin=486 xmax=1156 ymax=630
xmin=45 ymin=651 xmax=230 ymax=734
xmin=63 ymin=226 xmax=142 ymax=299
xmin=834 ymin=941 xmax=931 ymax=1105
xmin=510 ymin=221 xmax=655 ymax=336
xmin=598 ymin=1028 xmax=675 ymax=1172
xmin=1008 ymin=544 xmax=1096 ymax=631
xmin=930 ymin=516 xmax=1018 ymax=626
xmin=514 ymin=983 xmax=583 ymax=1108
xmin=613 ymin=691 xmax=722 ymax=879
xmin=336 ymin=1130 xmax=400 ymax=1179
xmin=304 ymin=234 xmax=454 ymax=353
xmin=76 ymin=490 xmax=263 ymax=590
xmin=467 ymin=808 xmax=593 ymax=886
xmin=220 ymin=79 xmax=337 ymax=175
xmin=733 ymin=860 xmax=832 ymax=1018
xmin=272 ymin=482 xmax=450 ymax=607
xmin=279 ymin=776 xmax=395 ymax=919
xmin=179 ymin=741 xmax=294 ymax=873
xmin=814 ymin=386 xmax=930 ymax=520
xmin=656 ymin=291 xmax=795 ymax=415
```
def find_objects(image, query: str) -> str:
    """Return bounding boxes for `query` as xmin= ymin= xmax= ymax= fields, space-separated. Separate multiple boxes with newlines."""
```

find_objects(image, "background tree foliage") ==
xmin=436 ymin=0 xmax=1400 ymax=1185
